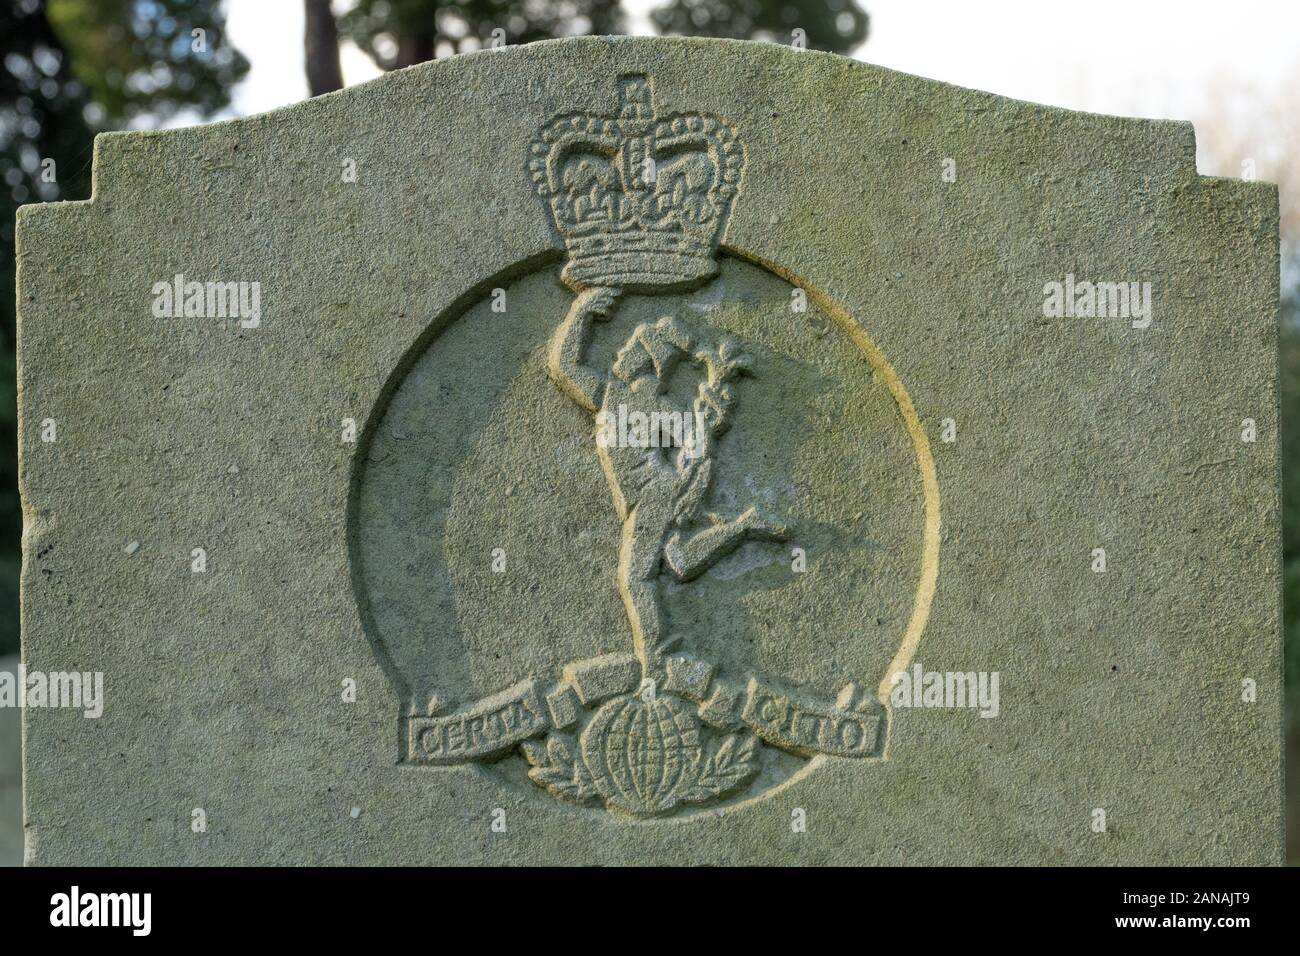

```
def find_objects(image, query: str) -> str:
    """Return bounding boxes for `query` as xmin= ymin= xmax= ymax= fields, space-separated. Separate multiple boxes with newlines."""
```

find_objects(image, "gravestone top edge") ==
xmin=16 ymin=35 xmax=1269 ymax=232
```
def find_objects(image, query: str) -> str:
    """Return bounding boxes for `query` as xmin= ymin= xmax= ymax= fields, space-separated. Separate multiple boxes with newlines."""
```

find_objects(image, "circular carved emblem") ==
xmin=350 ymin=75 xmax=939 ymax=819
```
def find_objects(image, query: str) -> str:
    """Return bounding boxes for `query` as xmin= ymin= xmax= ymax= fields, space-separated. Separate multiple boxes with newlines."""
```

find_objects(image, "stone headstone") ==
xmin=16 ymin=37 xmax=1280 ymax=864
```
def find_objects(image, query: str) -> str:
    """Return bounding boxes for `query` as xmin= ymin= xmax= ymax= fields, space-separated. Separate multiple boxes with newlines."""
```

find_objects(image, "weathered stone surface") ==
xmin=16 ymin=37 xmax=1280 ymax=863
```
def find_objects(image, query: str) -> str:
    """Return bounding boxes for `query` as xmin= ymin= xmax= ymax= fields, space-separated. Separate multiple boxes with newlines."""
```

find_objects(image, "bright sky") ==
xmin=222 ymin=0 xmax=1300 ymax=141
xmin=864 ymin=0 xmax=1300 ymax=120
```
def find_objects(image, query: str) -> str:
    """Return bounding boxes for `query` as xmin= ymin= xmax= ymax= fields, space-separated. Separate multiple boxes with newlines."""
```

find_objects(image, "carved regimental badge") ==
xmin=352 ymin=75 xmax=940 ymax=819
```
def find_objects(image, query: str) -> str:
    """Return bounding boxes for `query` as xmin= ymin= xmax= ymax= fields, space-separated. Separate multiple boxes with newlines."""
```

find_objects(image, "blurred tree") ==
xmin=305 ymin=0 xmax=868 ymax=89
xmin=46 ymin=0 xmax=249 ymax=124
xmin=0 ymin=0 xmax=248 ymax=655
xmin=306 ymin=0 xmax=344 ymax=96
xmin=336 ymin=0 xmax=626 ymax=71
xmin=651 ymin=0 xmax=867 ymax=52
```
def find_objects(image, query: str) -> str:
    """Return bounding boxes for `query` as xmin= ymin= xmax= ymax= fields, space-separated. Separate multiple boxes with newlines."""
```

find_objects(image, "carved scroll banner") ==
xmin=741 ymin=677 xmax=881 ymax=758
xmin=406 ymin=660 xmax=884 ymax=773
xmin=408 ymin=680 xmax=550 ymax=764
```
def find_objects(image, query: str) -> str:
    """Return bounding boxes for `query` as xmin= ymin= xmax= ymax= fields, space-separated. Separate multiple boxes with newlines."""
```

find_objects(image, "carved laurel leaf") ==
xmin=547 ymin=732 xmax=575 ymax=767
xmin=572 ymin=755 xmax=598 ymax=801
xmin=520 ymin=739 xmax=549 ymax=768
xmin=523 ymin=733 xmax=599 ymax=805
xmin=685 ymin=732 xmax=760 ymax=803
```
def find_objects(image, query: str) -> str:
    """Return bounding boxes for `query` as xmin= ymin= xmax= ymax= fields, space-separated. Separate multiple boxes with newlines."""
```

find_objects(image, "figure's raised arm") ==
xmin=548 ymin=286 xmax=621 ymax=414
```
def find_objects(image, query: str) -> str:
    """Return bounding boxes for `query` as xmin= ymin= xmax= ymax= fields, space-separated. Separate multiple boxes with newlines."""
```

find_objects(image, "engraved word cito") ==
xmin=388 ymin=75 xmax=940 ymax=819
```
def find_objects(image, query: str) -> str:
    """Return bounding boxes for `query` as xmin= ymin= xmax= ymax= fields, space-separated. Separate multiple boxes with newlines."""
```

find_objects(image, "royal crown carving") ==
xmin=527 ymin=74 xmax=744 ymax=291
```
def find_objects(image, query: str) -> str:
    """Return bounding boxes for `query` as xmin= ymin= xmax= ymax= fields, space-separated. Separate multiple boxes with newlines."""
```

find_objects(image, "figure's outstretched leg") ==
xmin=663 ymin=507 xmax=788 ymax=582
xmin=617 ymin=503 xmax=681 ymax=677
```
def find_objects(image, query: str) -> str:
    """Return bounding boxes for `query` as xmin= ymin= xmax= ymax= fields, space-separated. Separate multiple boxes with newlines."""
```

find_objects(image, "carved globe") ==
xmin=580 ymin=693 xmax=703 ymax=816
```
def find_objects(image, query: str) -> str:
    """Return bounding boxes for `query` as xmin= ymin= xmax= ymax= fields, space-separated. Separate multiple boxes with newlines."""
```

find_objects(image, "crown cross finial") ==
xmin=618 ymin=75 xmax=654 ymax=120
xmin=528 ymin=75 xmax=746 ymax=292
